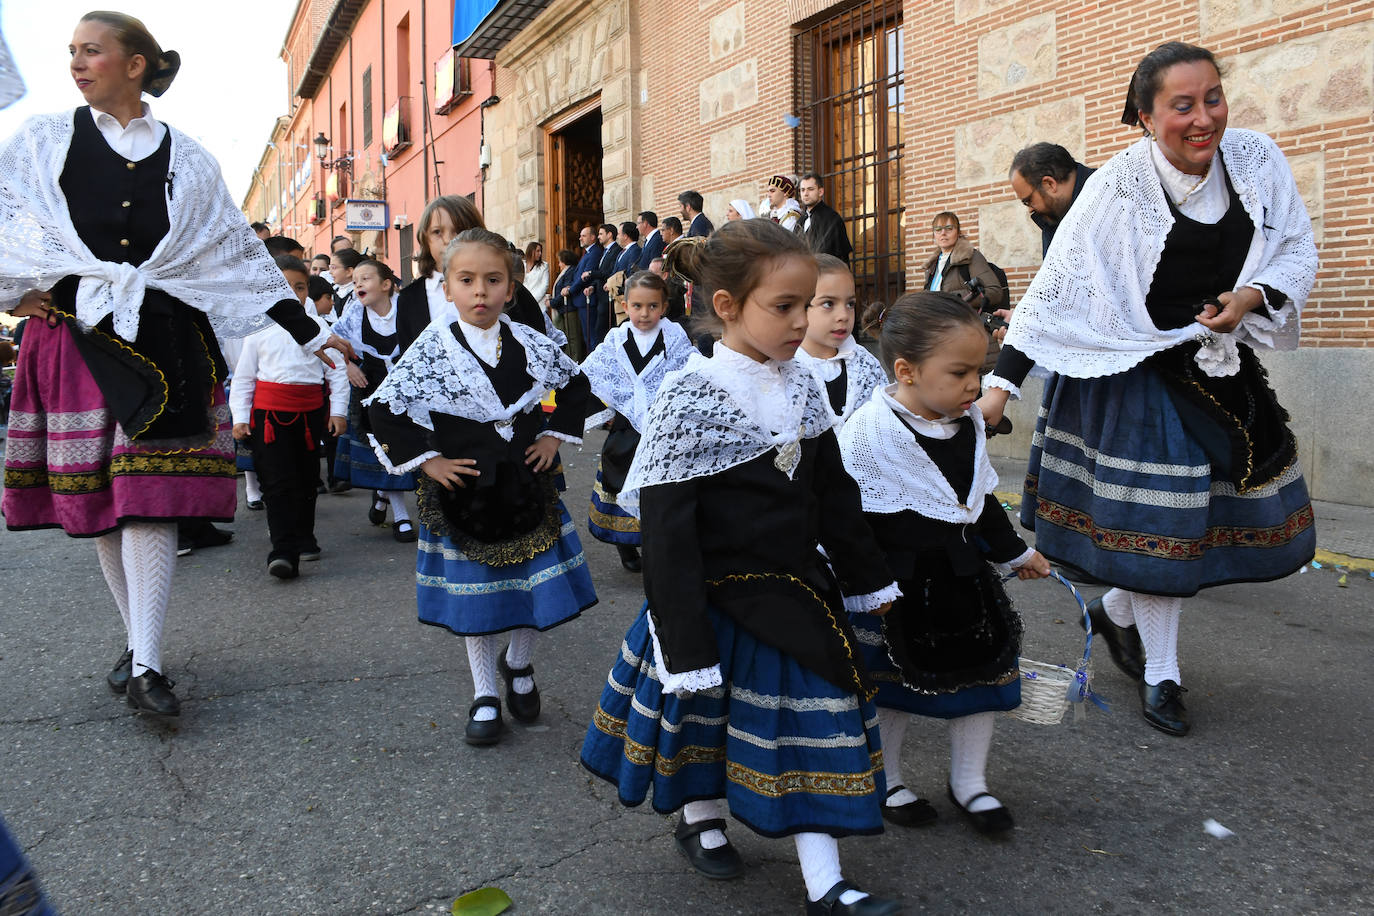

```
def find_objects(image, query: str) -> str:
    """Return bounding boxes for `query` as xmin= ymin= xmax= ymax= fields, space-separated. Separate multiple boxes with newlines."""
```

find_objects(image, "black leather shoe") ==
xmin=368 ymin=492 xmax=387 ymax=526
xmin=498 ymin=652 xmax=541 ymax=723
xmin=245 ymin=498 xmax=264 ymax=511
xmin=673 ymin=815 xmax=743 ymax=880
xmin=268 ymin=557 xmax=299 ymax=580
xmin=1141 ymin=680 xmax=1190 ymax=736
xmin=616 ymin=544 xmax=642 ymax=573
xmin=106 ymin=648 xmax=134 ymax=694
xmin=1083 ymin=597 xmax=1145 ymax=681
xmin=126 ymin=670 xmax=180 ymax=717
xmin=947 ymin=785 xmax=1014 ymax=837
xmin=464 ymin=697 xmax=504 ymax=746
xmin=880 ymin=785 xmax=937 ymax=828
xmin=804 ymin=881 xmax=903 ymax=915
xmin=392 ymin=519 xmax=418 ymax=543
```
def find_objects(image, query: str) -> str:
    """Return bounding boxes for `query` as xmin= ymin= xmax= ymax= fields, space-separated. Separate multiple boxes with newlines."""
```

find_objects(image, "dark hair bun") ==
xmin=146 ymin=49 xmax=180 ymax=97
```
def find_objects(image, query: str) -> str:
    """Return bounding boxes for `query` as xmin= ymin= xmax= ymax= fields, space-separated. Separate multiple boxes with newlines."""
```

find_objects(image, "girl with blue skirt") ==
xmin=980 ymin=43 xmax=1319 ymax=737
xmin=579 ymin=270 xmax=693 ymax=572
xmin=367 ymin=228 xmax=596 ymax=747
xmin=841 ymin=294 xmax=1050 ymax=838
xmin=333 ymin=259 xmax=418 ymax=541
xmin=581 ymin=222 xmax=904 ymax=916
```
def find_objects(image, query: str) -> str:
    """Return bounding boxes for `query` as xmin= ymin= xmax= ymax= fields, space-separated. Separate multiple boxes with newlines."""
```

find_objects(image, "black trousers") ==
xmin=249 ymin=406 xmax=326 ymax=563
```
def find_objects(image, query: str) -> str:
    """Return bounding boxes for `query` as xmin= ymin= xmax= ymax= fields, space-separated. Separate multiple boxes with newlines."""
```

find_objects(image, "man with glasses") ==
xmin=1008 ymin=143 xmax=1095 ymax=257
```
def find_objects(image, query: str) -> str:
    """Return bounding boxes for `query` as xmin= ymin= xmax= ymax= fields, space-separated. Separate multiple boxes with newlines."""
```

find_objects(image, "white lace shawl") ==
xmin=999 ymin=128 xmax=1317 ymax=380
xmin=793 ymin=338 xmax=890 ymax=429
xmin=0 ymin=111 xmax=314 ymax=346
xmin=580 ymin=320 xmax=693 ymax=431
xmin=839 ymin=386 xmax=998 ymax=524
xmin=617 ymin=343 xmax=835 ymax=516
xmin=334 ymin=297 xmax=399 ymax=369
xmin=365 ymin=314 xmax=579 ymax=443
xmin=0 ymin=25 xmax=23 ymax=109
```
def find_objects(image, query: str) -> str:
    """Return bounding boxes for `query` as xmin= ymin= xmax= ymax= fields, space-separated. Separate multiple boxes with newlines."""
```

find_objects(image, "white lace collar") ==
xmin=1150 ymin=142 xmax=1227 ymax=222
xmin=793 ymin=338 xmax=890 ymax=428
xmin=581 ymin=319 xmax=693 ymax=432
xmin=629 ymin=321 xmax=662 ymax=355
xmin=457 ymin=316 xmax=502 ymax=366
xmin=707 ymin=341 xmax=792 ymax=435
xmin=839 ymin=387 xmax=997 ymax=521
xmin=880 ymin=384 xmax=966 ymax=440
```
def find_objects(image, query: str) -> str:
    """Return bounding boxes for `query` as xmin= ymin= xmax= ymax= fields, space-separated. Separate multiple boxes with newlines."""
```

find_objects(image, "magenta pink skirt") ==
xmin=2 ymin=317 xmax=236 ymax=537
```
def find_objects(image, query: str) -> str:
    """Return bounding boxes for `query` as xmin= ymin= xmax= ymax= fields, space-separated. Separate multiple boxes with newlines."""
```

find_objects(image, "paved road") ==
xmin=1 ymin=433 xmax=1371 ymax=915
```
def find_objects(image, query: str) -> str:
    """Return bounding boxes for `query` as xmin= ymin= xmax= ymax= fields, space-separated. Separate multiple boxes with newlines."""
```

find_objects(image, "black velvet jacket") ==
xmin=640 ymin=430 xmax=895 ymax=693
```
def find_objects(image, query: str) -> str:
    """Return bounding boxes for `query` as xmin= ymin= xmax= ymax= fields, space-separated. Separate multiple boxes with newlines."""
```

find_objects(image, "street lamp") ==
xmin=313 ymin=131 xmax=330 ymax=163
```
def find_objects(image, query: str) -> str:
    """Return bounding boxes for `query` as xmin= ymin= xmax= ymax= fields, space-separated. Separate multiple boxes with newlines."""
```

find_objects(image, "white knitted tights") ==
xmin=466 ymin=634 xmax=501 ymax=721
xmin=1130 ymin=592 xmax=1183 ymax=685
xmin=96 ymin=523 xmax=176 ymax=675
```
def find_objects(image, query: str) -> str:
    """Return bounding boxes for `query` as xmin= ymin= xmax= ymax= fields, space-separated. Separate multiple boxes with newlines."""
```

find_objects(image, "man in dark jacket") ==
xmin=795 ymin=171 xmax=852 ymax=264
xmin=635 ymin=211 xmax=664 ymax=269
xmin=571 ymin=225 xmax=604 ymax=349
xmin=585 ymin=223 xmax=621 ymax=347
xmin=679 ymin=190 xmax=713 ymax=237
xmin=1009 ymin=142 xmax=1095 ymax=257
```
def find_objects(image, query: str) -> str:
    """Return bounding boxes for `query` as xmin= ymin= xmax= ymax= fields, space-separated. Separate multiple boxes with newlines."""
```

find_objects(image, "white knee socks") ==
xmin=948 ymin=711 xmax=999 ymax=813
xmin=682 ymin=798 xmax=729 ymax=850
xmin=794 ymin=833 xmax=865 ymax=904
xmin=1131 ymin=593 xmax=1183 ymax=686
xmin=1101 ymin=588 xmax=1135 ymax=627
xmin=877 ymin=707 xmax=916 ymax=806
xmin=466 ymin=634 xmax=501 ymax=721
xmin=505 ymin=629 xmax=538 ymax=694
xmin=95 ymin=531 xmax=131 ymax=648
xmin=384 ymin=490 xmax=410 ymax=523
xmin=120 ymin=522 xmax=177 ymax=676
xmin=244 ymin=470 xmax=262 ymax=503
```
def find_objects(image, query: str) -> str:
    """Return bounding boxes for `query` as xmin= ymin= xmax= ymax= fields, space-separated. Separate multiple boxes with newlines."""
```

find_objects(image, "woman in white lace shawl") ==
xmin=0 ymin=12 xmax=350 ymax=719
xmin=978 ymin=42 xmax=1318 ymax=738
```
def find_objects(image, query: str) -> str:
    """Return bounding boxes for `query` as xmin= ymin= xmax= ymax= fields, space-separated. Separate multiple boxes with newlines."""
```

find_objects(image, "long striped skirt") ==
xmin=581 ymin=604 xmax=886 ymax=839
xmin=415 ymin=502 xmax=597 ymax=636
xmin=3 ymin=317 xmax=235 ymax=536
xmin=1022 ymin=365 xmax=1315 ymax=597
xmin=587 ymin=459 xmax=639 ymax=546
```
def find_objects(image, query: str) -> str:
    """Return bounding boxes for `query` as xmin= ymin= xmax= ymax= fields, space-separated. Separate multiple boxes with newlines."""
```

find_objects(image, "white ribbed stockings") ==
xmin=682 ymin=798 xmax=728 ymax=850
xmin=1130 ymin=592 xmax=1183 ymax=686
xmin=794 ymin=833 xmax=865 ymax=904
xmin=948 ymin=711 xmax=999 ymax=813
xmin=877 ymin=707 xmax=916 ymax=806
xmin=97 ymin=522 xmax=176 ymax=676
xmin=466 ymin=634 xmax=501 ymax=721
xmin=505 ymin=628 xmax=537 ymax=694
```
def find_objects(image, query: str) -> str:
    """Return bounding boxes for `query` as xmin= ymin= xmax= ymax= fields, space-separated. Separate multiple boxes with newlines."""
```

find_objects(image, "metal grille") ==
xmin=794 ymin=1 xmax=905 ymax=312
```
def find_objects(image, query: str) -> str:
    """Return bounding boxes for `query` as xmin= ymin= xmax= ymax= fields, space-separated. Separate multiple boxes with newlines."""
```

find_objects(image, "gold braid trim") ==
xmin=1176 ymin=370 xmax=1258 ymax=492
xmin=706 ymin=572 xmax=874 ymax=701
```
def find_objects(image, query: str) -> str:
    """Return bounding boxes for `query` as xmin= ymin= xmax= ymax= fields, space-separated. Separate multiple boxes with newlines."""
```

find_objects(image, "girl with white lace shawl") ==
xmin=579 ymin=222 xmax=905 ymax=916
xmin=978 ymin=42 xmax=1318 ymax=738
xmin=365 ymin=229 xmax=596 ymax=748
xmin=0 ymin=12 xmax=349 ymax=719
xmin=840 ymin=293 xmax=1050 ymax=839
xmin=580 ymin=270 xmax=694 ymax=572
xmin=792 ymin=255 xmax=889 ymax=430
xmin=332 ymin=259 xmax=418 ymax=540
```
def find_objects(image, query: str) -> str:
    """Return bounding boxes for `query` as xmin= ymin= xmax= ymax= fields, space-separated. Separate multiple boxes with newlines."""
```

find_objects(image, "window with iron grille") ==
xmin=362 ymin=66 xmax=373 ymax=149
xmin=794 ymin=1 xmax=905 ymax=311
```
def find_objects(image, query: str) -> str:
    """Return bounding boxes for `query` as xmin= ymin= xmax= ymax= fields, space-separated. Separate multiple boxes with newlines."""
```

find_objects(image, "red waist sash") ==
xmin=251 ymin=381 xmax=325 ymax=447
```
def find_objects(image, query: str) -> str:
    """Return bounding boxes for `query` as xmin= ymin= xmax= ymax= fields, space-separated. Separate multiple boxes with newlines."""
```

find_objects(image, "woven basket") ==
xmin=1006 ymin=571 xmax=1097 ymax=726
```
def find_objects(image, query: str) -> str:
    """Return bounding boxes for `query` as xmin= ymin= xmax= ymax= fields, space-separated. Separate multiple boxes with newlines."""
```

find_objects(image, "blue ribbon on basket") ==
xmin=1003 ymin=570 xmax=1110 ymax=719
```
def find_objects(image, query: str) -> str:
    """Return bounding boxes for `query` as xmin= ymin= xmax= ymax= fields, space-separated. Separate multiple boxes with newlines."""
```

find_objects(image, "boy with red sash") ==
xmin=230 ymin=255 xmax=349 ymax=579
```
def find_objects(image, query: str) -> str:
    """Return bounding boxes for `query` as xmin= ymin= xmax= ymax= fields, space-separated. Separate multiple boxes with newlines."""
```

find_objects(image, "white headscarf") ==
xmin=728 ymin=199 xmax=756 ymax=220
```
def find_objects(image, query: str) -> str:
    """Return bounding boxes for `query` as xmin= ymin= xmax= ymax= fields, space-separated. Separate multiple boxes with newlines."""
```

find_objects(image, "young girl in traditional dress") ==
xmin=580 ymin=270 xmax=694 ymax=572
xmin=366 ymin=228 xmax=597 ymax=746
xmin=580 ymin=221 xmax=904 ymax=916
xmin=839 ymin=293 xmax=1050 ymax=837
xmin=334 ymin=259 xmax=417 ymax=541
xmin=793 ymin=255 xmax=888 ymax=430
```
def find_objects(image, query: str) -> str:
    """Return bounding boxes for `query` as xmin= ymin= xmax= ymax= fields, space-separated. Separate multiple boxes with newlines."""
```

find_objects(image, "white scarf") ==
xmin=0 ymin=27 xmax=23 ymax=109
xmin=335 ymin=296 xmax=400 ymax=369
xmin=0 ymin=111 xmax=304 ymax=344
xmin=365 ymin=314 xmax=579 ymax=442
xmin=618 ymin=342 xmax=834 ymax=516
xmin=580 ymin=319 xmax=693 ymax=431
xmin=793 ymin=337 xmax=889 ymax=429
xmin=1001 ymin=128 xmax=1316 ymax=380
xmin=839 ymin=386 xmax=998 ymax=524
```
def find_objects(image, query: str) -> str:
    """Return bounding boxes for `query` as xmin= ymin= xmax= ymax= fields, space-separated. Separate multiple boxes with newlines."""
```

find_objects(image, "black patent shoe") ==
xmin=107 ymin=648 xmax=134 ymax=694
xmin=947 ymin=785 xmax=1014 ymax=837
xmin=464 ymin=696 xmax=504 ymax=746
xmin=126 ymin=670 xmax=181 ymax=717
xmin=1141 ymin=680 xmax=1190 ymax=736
xmin=498 ymin=652 xmax=541 ymax=723
xmin=616 ymin=544 xmax=642 ymax=573
xmin=880 ymin=785 xmax=937 ymax=828
xmin=673 ymin=815 xmax=743 ymax=880
xmin=367 ymin=492 xmax=387 ymax=526
xmin=1083 ymin=597 xmax=1146 ymax=681
xmin=804 ymin=881 xmax=903 ymax=915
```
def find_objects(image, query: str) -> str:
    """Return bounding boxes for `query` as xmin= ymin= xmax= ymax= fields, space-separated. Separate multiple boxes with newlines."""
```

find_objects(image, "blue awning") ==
xmin=453 ymin=0 xmax=551 ymax=59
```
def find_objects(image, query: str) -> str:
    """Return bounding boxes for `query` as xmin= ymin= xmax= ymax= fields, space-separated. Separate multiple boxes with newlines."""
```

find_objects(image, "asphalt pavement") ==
xmin=1 ymin=433 xmax=1371 ymax=915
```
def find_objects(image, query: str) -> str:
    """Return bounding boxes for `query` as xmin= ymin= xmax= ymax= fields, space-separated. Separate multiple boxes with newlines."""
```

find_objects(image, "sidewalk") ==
xmin=991 ymin=457 xmax=1374 ymax=569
